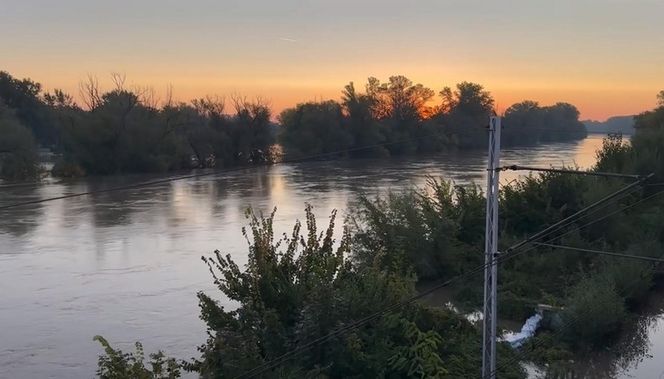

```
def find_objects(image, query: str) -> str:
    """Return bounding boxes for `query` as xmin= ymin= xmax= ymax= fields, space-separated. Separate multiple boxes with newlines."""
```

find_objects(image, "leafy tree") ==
xmin=352 ymin=179 xmax=484 ymax=280
xmin=279 ymin=101 xmax=353 ymax=158
xmin=367 ymin=76 xmax=435 ymax=122
xmin=502 ymin=101 xmax=546 ymax=145
xmin=631 ymin=94 xmax=664 ymax=180
xmin=0 ymin=101 xmax=39 ymax=180
xmin=560 ymin=277 xmax=626 ymax=348
xmin=436 ymin=82 xmax=494 ymax=148
xmin=540 ymin=102 xmax=587 ymax=141
xmin=229 ymin=96 xmax=275 ymax=163
xmin=0 ymin=71 xmax=56 ymax=145
xmin=502 ymin=101 xmax=586 ymax=145
xmin=341 ymin=82 xmax=387 ymax=157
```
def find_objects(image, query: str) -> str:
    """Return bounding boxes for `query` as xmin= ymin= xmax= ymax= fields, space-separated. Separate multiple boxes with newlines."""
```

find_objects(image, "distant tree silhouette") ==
xmin=0 ymin=71 xmax=590 ymax=179
xmin=0 ymin=101 xmax=39 ymax=179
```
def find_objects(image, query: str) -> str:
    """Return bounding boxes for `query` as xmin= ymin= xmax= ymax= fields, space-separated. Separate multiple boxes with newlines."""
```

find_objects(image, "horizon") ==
xmin=3 ymin=0 xmax=663 ymax=121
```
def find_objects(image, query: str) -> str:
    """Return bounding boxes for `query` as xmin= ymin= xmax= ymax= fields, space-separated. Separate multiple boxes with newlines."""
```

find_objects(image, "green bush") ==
xmin=561 ymin=276 xmax=626 ymax=347
xmin=0 ymin=101 xmax=39 ymax=180
xmin=94 ymin=336 xmax=180 ymax=379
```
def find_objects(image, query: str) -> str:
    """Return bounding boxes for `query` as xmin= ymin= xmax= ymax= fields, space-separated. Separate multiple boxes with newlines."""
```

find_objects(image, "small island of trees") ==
xmin=0 ymin=71 xmax=587 ymax=181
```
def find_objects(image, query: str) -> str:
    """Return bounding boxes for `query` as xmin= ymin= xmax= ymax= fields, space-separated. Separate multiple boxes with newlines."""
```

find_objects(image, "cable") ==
xmin=506 ymin=175 xmax=651 ymax=253
xmin=533 ymin=242 xmax=664 ymax=263
xmin=497 ymin=165 xmax=642 ymax=180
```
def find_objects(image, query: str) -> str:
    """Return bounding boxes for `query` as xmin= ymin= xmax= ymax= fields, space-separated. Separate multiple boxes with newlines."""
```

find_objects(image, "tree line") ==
xmin=280 ymin=77 xmax=587 ymax=158
xmin=0 ymin=71 xmax=587 ymax=180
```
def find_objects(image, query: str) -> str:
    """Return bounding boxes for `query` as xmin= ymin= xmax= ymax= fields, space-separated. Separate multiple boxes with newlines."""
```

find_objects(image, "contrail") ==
xmin=278 ymin=37 xmax=297 ymax=43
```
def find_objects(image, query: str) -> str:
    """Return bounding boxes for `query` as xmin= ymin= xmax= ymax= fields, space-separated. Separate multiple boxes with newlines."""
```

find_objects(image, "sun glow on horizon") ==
xmin=2 ymin=0 xmax=663 ymax=121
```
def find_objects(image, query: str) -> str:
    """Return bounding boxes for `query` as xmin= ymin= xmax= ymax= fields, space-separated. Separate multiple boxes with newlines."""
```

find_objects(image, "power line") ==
xmin=497 ymin=165 xmax=643 ymax=180
xmin=506 ymin=174 xmax=652 ymax=253
xmin=533 ymin=242 xmax=664 ymax=263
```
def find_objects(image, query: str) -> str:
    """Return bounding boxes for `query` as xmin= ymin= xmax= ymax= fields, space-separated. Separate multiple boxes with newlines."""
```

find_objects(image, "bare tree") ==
xmin=110 ymin=72 xmax=126 ymax=91
xmin=163 ymin=84 xmax=174 ymax=108
xmin=137 ymin=85 xmax=160 ymax=109
xmin=192 ymin=95 xmax=225 ymax=118
xmin=79 ymin=74 xmax=102 ymax=110
xmin=230 ymin=94 xmax=271 ymax=127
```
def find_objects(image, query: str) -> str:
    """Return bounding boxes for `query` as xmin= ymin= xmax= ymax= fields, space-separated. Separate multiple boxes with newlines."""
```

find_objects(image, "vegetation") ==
xmin=502 ymin=101 xmax=587 ymax=145
xmin=350 ymin=91 xmax=664 ymax=371
xmin=280 ymin=78 xmax=587 ymax=158
xmin=94 ymin=336 xmax=180 ymax=379
xmin=96 ymin=206 xmax=525 ymax=378
xmin=0 ymin=71 xmax=587 ymax=180
xmin=91 ymin=91 xmax=663 ymax=377
xmin=0 ymin=71 xmax=276 ymax=179
xmin=0 ymin=101 xmax=39 ymax=179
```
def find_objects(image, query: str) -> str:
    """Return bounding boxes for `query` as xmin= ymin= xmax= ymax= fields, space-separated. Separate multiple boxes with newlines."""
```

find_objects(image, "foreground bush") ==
xmin=96 ymin=206 xmax=525 ymax=378
xmin=94 ymin=336 xmax=180 ymax=379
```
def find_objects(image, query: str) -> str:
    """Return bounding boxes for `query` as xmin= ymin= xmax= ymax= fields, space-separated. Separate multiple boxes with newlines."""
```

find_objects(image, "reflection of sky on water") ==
xmin=2 ymin=135 xmax=647 ymax=378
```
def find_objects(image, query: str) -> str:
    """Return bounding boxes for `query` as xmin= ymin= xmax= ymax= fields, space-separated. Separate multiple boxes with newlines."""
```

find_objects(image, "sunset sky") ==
xmin=2 ymin=0 xmax=663 ymax=120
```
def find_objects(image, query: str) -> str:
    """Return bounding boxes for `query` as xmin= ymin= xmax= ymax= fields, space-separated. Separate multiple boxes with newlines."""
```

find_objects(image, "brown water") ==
xmin=3 ymin=135 xmax=656 ymax=379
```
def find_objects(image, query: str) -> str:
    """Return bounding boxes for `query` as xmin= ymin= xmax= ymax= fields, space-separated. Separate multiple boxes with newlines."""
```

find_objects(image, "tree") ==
xmin=279 ymin=100 xmax=353 ymax=158
xmin=0 ymin=71 xmax=56 ymax=145
xmin=541 ymin=102 xmax=587 ymax=141
xmin=437 ymin=82 xmax=494 ymax=148
xmin=503 ymin=101 xmax=544 ymax=145
xmin=352 ymin=179 xmax=484 ymax=280
xmin=561 ymin=277 xmax=626 ymax=347
xmin=366 ymin=76 xmax=435 ymax=122
xmin=341 ymin=82 xmax=387 ymax=157
xmin=230 ymin=95 xmax=274 ymax=163
xmin=0 ymin=101 xmax=39 ymax=180
xmin=186 ymin=206 xmax=458 ymax=378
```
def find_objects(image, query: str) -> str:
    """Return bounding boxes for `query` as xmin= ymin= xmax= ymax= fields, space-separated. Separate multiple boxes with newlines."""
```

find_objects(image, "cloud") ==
xmin=278 ymin=37 xmax=297 ymax=43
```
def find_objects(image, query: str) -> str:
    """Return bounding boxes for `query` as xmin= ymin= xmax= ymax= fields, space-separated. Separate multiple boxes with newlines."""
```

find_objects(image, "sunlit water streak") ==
xmin=2 ymin=135 xmax=654 ymax=378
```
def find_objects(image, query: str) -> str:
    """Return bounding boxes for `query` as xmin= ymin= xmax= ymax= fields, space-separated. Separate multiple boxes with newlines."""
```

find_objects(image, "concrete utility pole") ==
xmin=482 ymin=116 xmax=501 ymax=379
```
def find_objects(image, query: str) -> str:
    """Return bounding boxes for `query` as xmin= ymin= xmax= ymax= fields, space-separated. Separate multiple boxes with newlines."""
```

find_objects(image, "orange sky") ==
xmin=2 ymin=0 xmax=663 ymax=121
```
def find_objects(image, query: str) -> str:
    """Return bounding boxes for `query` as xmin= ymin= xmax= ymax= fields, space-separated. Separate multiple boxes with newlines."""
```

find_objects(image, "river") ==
xmin=1 ymin=134 xmax=660 ymax=378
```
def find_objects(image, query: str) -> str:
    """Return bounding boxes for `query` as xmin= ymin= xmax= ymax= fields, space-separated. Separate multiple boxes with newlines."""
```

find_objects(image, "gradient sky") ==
xmin=2 ymin=0 xmax=663 ymax=120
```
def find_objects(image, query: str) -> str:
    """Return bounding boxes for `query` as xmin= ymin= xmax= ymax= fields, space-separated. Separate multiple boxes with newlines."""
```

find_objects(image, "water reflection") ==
xmin=0 ymin=183 xmax=44 ymax=236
